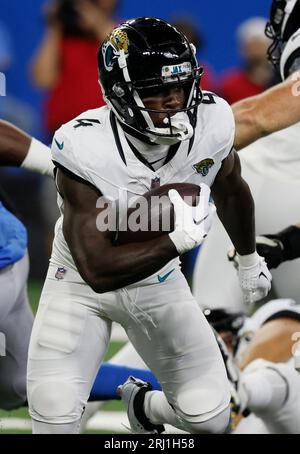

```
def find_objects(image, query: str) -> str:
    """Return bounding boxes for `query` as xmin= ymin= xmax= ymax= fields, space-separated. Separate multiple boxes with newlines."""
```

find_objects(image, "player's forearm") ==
xmin=233 ymin=75 xmax=300 ymax=150
xmin=0 ymin=120 xmax=31 ymax=165
xmin=214 ymin=180 xmax=256 ymax=256
xmin=242 ymin=366 xmax=288 ymax=413
xmin=0 ymin=121 xmax=54 ymax=176
xmin=233 ymin=98 xmax=264 ymax=151
xmin=72 ymin=235 xmax=178 ymax=293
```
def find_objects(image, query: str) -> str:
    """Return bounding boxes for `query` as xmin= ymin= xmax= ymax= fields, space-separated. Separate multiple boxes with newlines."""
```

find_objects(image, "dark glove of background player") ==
xmin=228 ymin=225 xmax=300 ymax=269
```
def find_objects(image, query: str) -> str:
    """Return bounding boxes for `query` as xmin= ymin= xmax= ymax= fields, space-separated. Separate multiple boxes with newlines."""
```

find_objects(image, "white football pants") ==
xmin=27 ymin=264 xmax=230 ymax=433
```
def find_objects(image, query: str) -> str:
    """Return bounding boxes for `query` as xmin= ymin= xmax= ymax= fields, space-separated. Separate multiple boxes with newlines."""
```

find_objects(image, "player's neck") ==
xmin=124 ymin=131 xmax=169 ymax=171
xmin=121 ymin=122 xmax=154 ymax=145
xmin=125 ymin=132 xmax=168 ymax=155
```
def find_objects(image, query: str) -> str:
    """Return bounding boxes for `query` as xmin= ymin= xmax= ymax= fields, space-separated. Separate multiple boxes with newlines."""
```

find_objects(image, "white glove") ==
xmin=168 ymin=183 xmax=216 ymax=255
xmin=237 ymin=251 xmax=272 ymax=305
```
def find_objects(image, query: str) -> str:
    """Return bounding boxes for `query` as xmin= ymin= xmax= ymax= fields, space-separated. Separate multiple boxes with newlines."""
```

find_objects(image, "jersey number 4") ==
xmin=73 ymin=119 xmax=101 ymax=129
xmin=202 ymin=93 xmax=217 ymax=104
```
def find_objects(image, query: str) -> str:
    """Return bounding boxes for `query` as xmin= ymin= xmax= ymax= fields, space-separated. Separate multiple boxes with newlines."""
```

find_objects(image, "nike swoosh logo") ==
xmin=193 ymin=213 xmax=209 ymax=226
xmin=55 ymin=139 xmax=64 ymax=150
xmin=158 ymin=268 xmax=175 ymax=283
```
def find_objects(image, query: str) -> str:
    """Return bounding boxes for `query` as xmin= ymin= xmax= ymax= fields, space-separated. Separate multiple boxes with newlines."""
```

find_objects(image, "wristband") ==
xmin=237 ymin=251 xmax=259 ymax=268
xmin=21 ymin=138 xmax=54 ymax=177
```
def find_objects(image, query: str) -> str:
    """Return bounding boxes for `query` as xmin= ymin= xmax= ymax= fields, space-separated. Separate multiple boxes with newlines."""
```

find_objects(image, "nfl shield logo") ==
xmin=55 ymin=267 xmax=67 ymax=280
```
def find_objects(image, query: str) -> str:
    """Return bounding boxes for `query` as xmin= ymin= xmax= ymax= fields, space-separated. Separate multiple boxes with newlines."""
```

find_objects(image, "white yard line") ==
xmin=0 ymin=412 xmax=186 ymax=433
xmin=87 ymin=411 xmax=129 ymax=432
xmin=88 ymin=413 xmax=187 ymax=434
xmin=0 ymin=412 xmax=128 ymax=433
xmin=0 ymin=418 xmax=32 ymax=430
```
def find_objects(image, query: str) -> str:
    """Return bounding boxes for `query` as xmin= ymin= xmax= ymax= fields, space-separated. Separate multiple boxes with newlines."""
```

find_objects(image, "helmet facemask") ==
xmin=265 ymin=0 xmax=300 ymax=71
xmin=265 ymin=1 xmax=286 ymax=70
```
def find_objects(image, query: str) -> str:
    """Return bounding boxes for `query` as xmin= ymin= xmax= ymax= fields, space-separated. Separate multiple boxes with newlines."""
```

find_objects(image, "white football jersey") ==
xmin=50 ymin=93 xmax=235 ymax=283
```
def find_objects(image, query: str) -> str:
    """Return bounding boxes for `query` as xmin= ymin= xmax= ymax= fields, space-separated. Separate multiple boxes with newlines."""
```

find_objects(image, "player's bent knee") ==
xmin=176 ymin=385 xmax=231 ymax=434
xmin=29 ymin=381 xmax=80 ymax=423
xmin=185 ymin=406 xmax=231 ymax=434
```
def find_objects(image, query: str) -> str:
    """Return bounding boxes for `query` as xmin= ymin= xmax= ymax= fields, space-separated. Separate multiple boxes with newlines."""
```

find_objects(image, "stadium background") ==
xmin=2 ymin=0 xmax=269 ymax=137
xmin=0 ymin=0 xmax=271 ymax=434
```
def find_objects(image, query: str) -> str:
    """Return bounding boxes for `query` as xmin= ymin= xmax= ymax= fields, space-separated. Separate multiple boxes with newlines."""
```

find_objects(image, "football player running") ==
xmin=25 ymin=18 xmax=271 ymax=434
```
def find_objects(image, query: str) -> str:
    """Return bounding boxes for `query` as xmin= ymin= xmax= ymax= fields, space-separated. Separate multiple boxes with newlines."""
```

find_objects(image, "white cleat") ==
xmin=117 ymin=376 xmax=165 ymax=434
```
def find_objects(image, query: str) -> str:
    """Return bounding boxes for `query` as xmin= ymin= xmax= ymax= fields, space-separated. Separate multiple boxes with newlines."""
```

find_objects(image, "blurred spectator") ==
xmin=0 ymin=21 xmax=47 ymax=279
xmin=31 ymin=0 xmax=119 ymax=138
xmin=0 ymin=20 xmax=13 ymax=71
xmin=218 ymin=17 xmax=273 ymax=105
xmin=171 ymin=17 xmax=217 ymax=92
xmin=0 ymin=20 xmax=37 ymax=135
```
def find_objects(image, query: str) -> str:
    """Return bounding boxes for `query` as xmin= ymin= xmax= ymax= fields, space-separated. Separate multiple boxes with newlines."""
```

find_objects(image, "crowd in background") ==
xmin=0 ymin=0 xmax=276 ymax=279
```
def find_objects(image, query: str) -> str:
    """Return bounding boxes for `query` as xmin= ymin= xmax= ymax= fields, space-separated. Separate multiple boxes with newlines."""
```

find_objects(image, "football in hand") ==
xmin=116 ymin=182 xmax=200 ymax=244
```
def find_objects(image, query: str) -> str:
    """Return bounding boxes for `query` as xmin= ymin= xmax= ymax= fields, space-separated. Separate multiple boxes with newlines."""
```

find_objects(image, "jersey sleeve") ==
xmin=218 ymin=101 xmax=235 ymax=162
xmin=280 ymin=28 xmax=300 ymax=80
xmin=206 ymin=93 xmax=236 ymax=162
xmin=51 ymin=125 xmax=93 ymax=185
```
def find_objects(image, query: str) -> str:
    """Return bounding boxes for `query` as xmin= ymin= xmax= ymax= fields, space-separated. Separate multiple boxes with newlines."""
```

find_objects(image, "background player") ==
xmin=193 ymin=0 xmax=300 ymax=313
